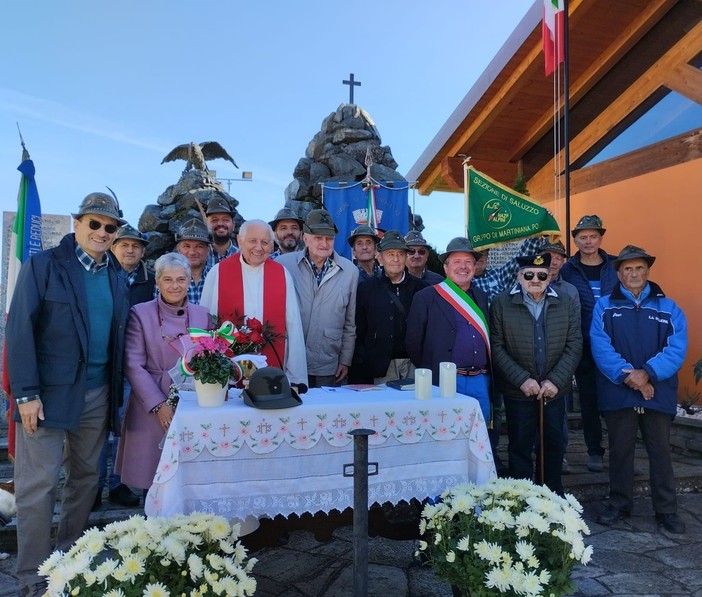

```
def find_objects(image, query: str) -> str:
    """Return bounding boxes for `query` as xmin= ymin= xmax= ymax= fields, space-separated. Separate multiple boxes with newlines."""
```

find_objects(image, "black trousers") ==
xmin=575 ymin=350 xmax=605 ymax=457
xmin=603 ymin=408 xmax=677 ymax=514
xmin=504 ymin=395 xmax=565 ymax=495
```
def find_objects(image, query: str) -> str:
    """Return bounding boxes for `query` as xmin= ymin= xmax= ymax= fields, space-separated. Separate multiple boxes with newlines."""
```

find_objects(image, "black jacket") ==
xmin=127 ymin=261 xmax=156 ymax=307
xmin=354 ymin=271 xmax=428 ymax=379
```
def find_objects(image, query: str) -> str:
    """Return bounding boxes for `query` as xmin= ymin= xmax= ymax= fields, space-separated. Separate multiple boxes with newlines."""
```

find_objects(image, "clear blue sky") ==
xmin=0 ymin=0 xmax=532 ymax=252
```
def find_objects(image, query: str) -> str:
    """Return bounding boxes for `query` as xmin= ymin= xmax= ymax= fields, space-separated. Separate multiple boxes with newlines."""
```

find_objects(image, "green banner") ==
xmin=467 ymin=166 xmax=560 ymax=250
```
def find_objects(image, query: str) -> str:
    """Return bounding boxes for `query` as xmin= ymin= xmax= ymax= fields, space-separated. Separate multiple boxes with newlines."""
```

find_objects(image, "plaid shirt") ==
xmin=186 ymin=268 xmax=209 ymax=304
xmin=472 ymin=236 xmax=545 ymax=305
xmin=356 ymin=261 xmax=382 ymax=284
xmin=207 ymin=243 xmax=239 ymax=269
xmin=75 ymin=244 xmax=110 ymax=273
xmin=126 ymin=269 xmax=138 ymax=287
xmin=304 ymin=252 xmax=335 ymax=286
xmin=270 ymin=247 xmax=297 ymax=260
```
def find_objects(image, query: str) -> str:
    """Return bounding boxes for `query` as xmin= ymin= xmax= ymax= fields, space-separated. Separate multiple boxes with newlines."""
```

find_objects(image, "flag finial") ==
xmin=16 ymin=123 xmax=29 ymax=161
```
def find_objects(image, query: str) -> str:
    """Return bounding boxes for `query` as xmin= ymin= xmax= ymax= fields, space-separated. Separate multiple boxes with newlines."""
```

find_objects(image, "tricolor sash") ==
xmin=434 ymin=279 xmax=490 ymax=356
xmin=218 ymin=257 xmax=287 ymax=368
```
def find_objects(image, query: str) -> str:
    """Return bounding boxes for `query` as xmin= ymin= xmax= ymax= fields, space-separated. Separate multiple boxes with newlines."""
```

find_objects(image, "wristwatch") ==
xmin=15 ymin=395 xmax=40 ymax=405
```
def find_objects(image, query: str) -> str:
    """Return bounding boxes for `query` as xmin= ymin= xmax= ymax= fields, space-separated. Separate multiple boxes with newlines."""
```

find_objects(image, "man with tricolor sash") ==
xmin=200 ymin=219 xmax=307 ymax=386
xmin=406 ymin=237 xmax=491 ymax=422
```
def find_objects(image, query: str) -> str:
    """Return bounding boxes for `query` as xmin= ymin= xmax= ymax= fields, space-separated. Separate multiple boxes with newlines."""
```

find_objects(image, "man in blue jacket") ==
xmin=6 ymin=192 xmax=129 ymax=596
xmin=591 ymin=245 xmax=687 ymax=533
xmin=561 ymin=215 xmax=618 ymax=472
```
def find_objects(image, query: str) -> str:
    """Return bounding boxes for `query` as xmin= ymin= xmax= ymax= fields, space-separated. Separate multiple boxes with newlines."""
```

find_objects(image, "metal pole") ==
xmin=563 ymin=0 xmax=572 ymax=253
xmin=344 ymin=428 xmax=378 ymax=597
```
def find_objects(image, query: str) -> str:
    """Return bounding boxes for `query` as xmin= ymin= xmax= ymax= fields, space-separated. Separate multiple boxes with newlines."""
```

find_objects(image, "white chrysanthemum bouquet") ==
xmin=38 ymin=512 xmax=257 ymax=596
xmin=417 ymin=478 xmax=592 ymax=597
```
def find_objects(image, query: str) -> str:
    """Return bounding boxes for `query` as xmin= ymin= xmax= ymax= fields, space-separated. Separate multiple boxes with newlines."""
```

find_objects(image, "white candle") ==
xmin=414 ymin=368 xmax=432 ymax=400
xmin=439 ymin=362 xmax=457 ymax=398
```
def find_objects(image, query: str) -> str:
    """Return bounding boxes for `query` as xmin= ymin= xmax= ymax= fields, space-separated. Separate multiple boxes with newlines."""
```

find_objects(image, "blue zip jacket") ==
xmin=590 ymin=281 xmax=687 ymax=415
xmin=560 ymin=248 xmax=618 ymax=343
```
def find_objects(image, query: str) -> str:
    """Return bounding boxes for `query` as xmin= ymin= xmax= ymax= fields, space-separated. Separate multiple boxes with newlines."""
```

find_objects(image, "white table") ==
xmin=145 ymin=386 xmax=496 ymax=521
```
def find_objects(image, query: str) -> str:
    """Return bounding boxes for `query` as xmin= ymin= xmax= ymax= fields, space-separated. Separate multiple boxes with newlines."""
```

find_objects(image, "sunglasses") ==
xmin=407 ymin=248 xmax=427 ymax=256
xmin=87 ymin=219 xmax=118 ymax=234
xmin=522 ymin=271 xmax=549 ymax=281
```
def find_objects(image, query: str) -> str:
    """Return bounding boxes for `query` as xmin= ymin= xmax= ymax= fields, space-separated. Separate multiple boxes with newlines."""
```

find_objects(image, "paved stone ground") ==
xmin=0 ymin=417 xmax=700 ymax=596
xmin=244 ymin=493 xmax=702 ymax=597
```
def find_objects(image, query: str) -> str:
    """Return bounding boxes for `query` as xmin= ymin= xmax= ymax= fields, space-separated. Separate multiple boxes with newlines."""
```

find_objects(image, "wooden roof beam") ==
xmin=508 ymin=0 xmax=677 ymax=161
xmin=440 ymin=157 xmax=518 ymax=191
xmin=412 ymin=3 xmax=600 ymax=196
xmin=663 ymin=62 xmax=702 ymax=104
xmin=529 ymin=19 xmax=702 ymax=195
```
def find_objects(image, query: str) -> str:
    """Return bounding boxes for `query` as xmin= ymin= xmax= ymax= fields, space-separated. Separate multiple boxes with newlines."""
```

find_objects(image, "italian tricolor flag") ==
xmin=543 ymin=0 xmax=565 ymax=76
xmin=2 ymin=152 xmax=43 ymax=460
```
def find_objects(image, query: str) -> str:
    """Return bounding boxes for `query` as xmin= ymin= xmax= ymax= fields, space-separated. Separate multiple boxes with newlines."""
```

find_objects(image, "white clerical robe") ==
xmin=200 ymin=256 xmax=307 ymax=384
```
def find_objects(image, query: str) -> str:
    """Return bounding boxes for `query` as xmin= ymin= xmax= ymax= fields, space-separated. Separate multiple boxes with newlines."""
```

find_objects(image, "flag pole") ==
xmin=563 ymin=0 xmax=571 ymax=252
xmin=462 ymin=156 xmax=471 ymax=238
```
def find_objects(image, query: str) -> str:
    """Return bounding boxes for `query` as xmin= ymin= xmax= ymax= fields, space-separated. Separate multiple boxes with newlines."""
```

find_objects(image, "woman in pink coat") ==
xmin=116 ymin=252 xmax=212 ymax=491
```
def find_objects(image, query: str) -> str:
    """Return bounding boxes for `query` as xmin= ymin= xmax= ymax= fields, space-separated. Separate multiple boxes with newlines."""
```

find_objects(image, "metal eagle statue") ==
xmin=161 ymin=141 xmax=238 ymax=172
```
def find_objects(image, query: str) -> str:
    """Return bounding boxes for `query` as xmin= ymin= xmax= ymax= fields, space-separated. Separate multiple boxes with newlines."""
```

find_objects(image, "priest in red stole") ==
xmin=200 ymin=219 xmax=307 ymax=385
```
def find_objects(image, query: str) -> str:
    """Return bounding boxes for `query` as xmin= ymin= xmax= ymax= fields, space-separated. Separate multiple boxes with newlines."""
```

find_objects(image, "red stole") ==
xmin=218 ymin=257 xmax=287 ymax=368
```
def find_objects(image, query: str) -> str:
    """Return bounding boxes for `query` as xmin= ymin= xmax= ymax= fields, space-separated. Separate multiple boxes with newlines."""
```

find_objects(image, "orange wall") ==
xmin=545 ymin=159 xmax=702 ymax=397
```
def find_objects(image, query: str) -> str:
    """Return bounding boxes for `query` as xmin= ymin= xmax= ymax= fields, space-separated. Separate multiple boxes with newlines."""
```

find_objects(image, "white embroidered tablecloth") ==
xmin=145 ymin=386 xmax=496 ymax=520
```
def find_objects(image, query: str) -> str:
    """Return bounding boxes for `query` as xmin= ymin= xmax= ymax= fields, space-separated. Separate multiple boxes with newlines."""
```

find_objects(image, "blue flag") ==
xmin=4 ymin=152 xmax=43 ymax=460
xmin=7 ymin=157 xmax=43 ymax=314
xmin=323 ymin=180 xmax=409 ymax=260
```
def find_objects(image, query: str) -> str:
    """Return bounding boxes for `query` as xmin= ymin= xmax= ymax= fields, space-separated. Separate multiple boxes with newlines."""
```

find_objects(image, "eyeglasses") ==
xmin=407 ymin=248 xmax=427 ymax=256
xmin=522 ymin=271 xmax=549 ymax=281
xmin=87 ymin=219 xmax=118 ymax=234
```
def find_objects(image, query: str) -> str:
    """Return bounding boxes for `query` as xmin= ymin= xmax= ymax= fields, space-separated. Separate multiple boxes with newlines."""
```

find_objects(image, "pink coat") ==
xmin=116 ymin=297 xmax=211 ymax=489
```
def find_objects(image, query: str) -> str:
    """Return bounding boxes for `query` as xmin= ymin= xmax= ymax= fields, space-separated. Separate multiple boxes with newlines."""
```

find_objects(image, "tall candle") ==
xmin=439 ymin=362 xmax=457 ymax=398
xmin=414 ymin=368 xmax=432 ymax=400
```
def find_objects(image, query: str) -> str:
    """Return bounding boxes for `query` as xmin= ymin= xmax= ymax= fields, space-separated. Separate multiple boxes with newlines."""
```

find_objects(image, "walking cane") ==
xmin=538 ymin=395 xmax=545 ymax=485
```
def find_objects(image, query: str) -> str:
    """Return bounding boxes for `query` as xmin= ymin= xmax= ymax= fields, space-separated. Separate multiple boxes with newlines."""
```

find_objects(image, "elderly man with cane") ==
xmin=490 ymin=254 xmax=582 ymax=494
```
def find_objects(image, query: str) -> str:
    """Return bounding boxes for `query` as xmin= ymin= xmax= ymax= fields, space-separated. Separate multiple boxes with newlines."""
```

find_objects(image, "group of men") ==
xmin=3 ymin=188 xmax=689 ymax=595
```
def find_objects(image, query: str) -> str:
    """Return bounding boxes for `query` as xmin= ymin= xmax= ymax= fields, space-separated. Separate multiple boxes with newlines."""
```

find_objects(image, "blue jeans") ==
xmin=504 ymin=395 xmax=565 ymax=495
xmin=456 ymin=374 xmax=490 ymax=424
xmin=98 ymin=380 xmax=131 ymax=492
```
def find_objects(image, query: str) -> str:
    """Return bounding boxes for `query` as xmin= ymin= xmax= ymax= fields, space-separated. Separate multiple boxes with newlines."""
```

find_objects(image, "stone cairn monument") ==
xmin=281 ymin=103 xmax=409 ymax=221
xmin=138 ymin=142 xmax=244 ymax=262
xmin=137 ymin=107 xmax=416 ymax=260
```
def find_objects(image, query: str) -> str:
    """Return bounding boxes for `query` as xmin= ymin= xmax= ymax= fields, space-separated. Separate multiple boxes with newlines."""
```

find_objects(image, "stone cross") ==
xmin=342 ymin=73 xmax=361 ymax=104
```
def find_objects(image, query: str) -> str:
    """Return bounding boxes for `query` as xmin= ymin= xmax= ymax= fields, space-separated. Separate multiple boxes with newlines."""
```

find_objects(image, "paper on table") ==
xmin=345 ymin=384 xmax=382 ymax=391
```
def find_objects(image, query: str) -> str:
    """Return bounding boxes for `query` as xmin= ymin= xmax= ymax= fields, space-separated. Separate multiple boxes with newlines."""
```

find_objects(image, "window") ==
xmin=584 ymin=89 xmax=702 ymax=167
